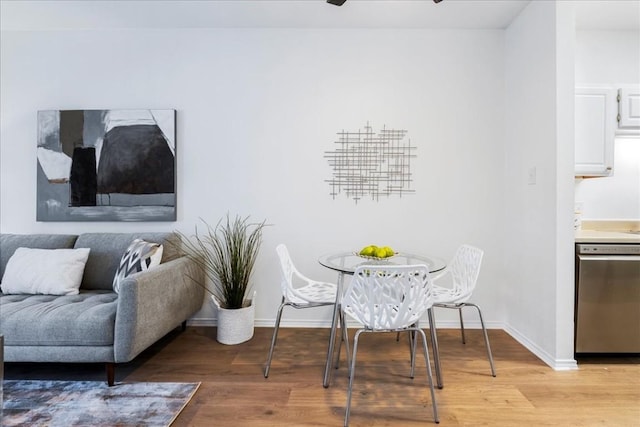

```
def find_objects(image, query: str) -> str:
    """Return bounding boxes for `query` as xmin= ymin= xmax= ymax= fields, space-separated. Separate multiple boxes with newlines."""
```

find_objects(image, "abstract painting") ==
xmin=37 ymin=109 xmax=176 ymax=221
xmin=325 ymin=122 xmax=416 ymax=203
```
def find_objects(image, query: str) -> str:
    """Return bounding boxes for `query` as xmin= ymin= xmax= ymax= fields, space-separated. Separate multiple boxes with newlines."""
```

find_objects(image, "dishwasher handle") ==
xmin=578 ymin=254 xmax=640 ymax=262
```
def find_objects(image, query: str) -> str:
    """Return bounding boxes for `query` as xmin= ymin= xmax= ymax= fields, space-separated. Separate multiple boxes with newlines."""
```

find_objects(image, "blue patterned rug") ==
xmin=2 ymin=380 xmax=200 ymax=426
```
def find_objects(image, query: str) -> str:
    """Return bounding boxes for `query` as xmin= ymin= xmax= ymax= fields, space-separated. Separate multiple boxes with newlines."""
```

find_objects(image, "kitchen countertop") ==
xmin=575 ymin=220 xmax=640 ymax=244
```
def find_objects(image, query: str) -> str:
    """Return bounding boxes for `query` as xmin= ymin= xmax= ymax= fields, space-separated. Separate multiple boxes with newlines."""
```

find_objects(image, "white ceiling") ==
xmin=0 ymin=0 xmax=638 ymax=31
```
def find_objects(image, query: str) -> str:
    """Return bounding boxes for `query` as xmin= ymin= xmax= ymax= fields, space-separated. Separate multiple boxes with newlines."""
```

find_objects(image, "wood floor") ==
xmin=5 ymin=326 xmax=640 ymax=426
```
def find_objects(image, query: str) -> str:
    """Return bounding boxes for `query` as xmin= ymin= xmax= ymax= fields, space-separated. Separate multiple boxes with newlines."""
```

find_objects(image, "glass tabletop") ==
xmin=318 ymin=251 xmax=446 ymax=275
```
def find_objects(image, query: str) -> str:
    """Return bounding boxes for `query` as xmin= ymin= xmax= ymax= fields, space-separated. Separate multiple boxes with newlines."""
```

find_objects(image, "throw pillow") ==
xmin=112 ymin=239 xmax=164 ymax=293
xmin=0 ymin=247 xmax=91 ymax=295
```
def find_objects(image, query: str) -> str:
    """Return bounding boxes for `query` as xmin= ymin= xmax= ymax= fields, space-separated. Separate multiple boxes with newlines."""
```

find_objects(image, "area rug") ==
xmin=2 ymin=380 xmax=200 ymax=427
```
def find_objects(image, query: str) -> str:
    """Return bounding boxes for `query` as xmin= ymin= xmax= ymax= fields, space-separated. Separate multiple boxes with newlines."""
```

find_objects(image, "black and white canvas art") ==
xmin=37 ymin=109 xmax=176 ymax=221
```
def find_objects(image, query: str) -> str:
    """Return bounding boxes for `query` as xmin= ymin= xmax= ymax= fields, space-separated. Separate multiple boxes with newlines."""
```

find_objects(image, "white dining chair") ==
xmin=428 ymin=244 xmax=496 ymax=387
xmin=341 ymin=264 xmax=439 ymax=426
xmin=264 ymin=244 xmax=342 ymax=378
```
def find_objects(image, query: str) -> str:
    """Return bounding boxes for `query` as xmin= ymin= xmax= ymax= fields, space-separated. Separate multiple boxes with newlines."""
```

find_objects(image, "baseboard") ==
xmin=188 ymin=317 xmax=578 ymax=371
xmin=187 ymin=317 xmax=503 ymax=329
xmin=187 ymin=317 xmax=335 ymax=328
xmin=504 ymin=323 xmax=578 ymax=371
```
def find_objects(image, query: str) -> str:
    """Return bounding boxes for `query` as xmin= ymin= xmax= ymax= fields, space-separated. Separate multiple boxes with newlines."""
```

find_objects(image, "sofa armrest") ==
xmin=113 ymin=256 xmax=205 ymax=362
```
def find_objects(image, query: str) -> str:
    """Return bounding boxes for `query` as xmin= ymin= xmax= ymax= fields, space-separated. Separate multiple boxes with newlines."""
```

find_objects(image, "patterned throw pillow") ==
xmin=112 ymin=239 xmax=164 ymax=293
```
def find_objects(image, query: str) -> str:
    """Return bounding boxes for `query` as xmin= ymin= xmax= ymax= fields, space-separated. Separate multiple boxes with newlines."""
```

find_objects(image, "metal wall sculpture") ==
xmin=37 ymin=109 xmax=176 ymax=221
xmin=325 ymin=122 xmax=416 ymax=203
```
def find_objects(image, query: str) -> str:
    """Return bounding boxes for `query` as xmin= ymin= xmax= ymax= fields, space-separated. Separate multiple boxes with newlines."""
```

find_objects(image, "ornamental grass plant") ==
xmin=178 ymin=214 xmax=267 ymax=309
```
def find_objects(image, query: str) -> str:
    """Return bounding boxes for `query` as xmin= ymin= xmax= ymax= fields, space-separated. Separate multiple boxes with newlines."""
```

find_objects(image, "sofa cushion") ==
xmin=1 ymin=248 xmax=90 ymax=295
xmin=0 ymin=290 xmax=117 ymax=346
xmin=0 ymin=234 xmax=78 ymax=283
xmin=75 ymin=232 xmax=180 ymax=290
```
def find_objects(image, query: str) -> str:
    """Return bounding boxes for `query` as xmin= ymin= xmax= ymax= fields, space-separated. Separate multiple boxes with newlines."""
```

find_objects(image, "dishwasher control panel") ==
xmin=577 ymin=244 xmax=640 ymax=255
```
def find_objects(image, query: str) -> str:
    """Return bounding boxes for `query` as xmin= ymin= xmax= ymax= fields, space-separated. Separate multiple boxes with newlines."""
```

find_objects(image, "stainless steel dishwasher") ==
xmin=575 ymin=243 xmax=640 ymax=354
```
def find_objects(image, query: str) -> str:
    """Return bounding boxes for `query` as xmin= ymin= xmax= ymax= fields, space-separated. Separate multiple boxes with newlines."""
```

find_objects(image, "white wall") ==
xmin=503 ymin=1 xmax=576 ymax=369
xmin=574 ymin=30 xmax=640 ymax=220
xmin=0 ymin=28 xmax=507 ymax=327
xmin=554 ymin=2 xmax=579 ymax=369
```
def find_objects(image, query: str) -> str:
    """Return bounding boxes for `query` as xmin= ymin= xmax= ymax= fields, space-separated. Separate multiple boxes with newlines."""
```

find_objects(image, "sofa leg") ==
xmin=106 ymin=363 xmax=115 ymax=386
xmin=181 ymin=320 xmax=187 ymax=331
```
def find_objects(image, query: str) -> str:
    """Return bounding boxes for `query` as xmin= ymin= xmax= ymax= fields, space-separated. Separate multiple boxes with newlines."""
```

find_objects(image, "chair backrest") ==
xmin=342 ymin=264 xmax=434 ymax=331
xmin=276 ymin=243 xmax=300 ymax=301
xmin=448 ymin=244 xmax=484 ymax=299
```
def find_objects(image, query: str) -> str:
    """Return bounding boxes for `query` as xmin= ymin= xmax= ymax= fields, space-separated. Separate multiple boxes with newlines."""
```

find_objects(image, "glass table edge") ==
xmin=318 ymin=251 xmax=446 ymax=274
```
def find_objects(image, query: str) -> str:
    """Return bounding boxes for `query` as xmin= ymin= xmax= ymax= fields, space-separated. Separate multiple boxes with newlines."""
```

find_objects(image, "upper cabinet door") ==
xmin=617 ymin=86 xmax=640 ymax=135
xmin=575 ymin=87 xmax=616 ymax=177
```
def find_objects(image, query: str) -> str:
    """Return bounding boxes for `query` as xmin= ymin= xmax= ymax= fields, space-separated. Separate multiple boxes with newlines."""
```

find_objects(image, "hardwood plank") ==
xmin=4 ymin=326 xmax=639 ymax=426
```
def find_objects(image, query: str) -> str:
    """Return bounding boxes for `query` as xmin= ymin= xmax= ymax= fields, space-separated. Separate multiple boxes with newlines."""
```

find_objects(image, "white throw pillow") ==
xmin=1 ymin=247 xmax=91 ymax=295
xmin=112 ymin=239 xmax=163 ymax=293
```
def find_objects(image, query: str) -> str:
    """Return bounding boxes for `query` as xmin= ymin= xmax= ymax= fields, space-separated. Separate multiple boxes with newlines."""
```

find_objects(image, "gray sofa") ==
xmin=0 ymin=232 xmax=204 ymax=385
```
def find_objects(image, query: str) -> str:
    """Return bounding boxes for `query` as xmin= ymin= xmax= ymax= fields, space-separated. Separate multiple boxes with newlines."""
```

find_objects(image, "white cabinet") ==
xmin=575 ymin=87 xmax=616 ymax=177
xmin=617 ymin=86 xmax=640 ymax=135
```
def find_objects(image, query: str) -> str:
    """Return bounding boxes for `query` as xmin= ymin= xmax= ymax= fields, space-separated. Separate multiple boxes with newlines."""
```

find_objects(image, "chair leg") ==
xmin=335 ymin=316 xmax=343 ymax=368
xmin=344 ymin=329 xmax=363 ymax=427
xmin=458 ymin=307 xmax=466 ymax=344
xmin=466 ymin=303 xmax=496 ymax=377
xmin=335 ymin=309 xmax=350 ymax=372
xmin=264 ymin=299 xmax=287 ymax=378
xmin=324 ymin=299 xmax=341 ymax=388
xmin=416 ymin=328 xmax=439 ymax=424
xmin=409 ymin=328 xmax=417 ymax=379
xmin=402 ymin=328 xmax=417 ymax=379
xmin=427 ymin=307 xmax=443 ymax=389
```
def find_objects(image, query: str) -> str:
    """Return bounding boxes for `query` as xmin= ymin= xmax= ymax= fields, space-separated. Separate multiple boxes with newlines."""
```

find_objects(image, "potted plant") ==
xmin=178 ymin=214 xmax=267 ymax=345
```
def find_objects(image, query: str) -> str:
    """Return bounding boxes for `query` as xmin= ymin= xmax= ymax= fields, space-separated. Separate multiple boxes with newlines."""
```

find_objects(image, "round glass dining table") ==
xmin=319 ymin=252 xmax=446 ymax=276
xmin=317 ymin=251 xmax=447 ymax=388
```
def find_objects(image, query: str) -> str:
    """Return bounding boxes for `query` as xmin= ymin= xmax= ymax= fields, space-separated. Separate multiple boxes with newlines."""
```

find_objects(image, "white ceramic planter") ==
xmin=212 ymin=294 xmax=255 ymax=345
